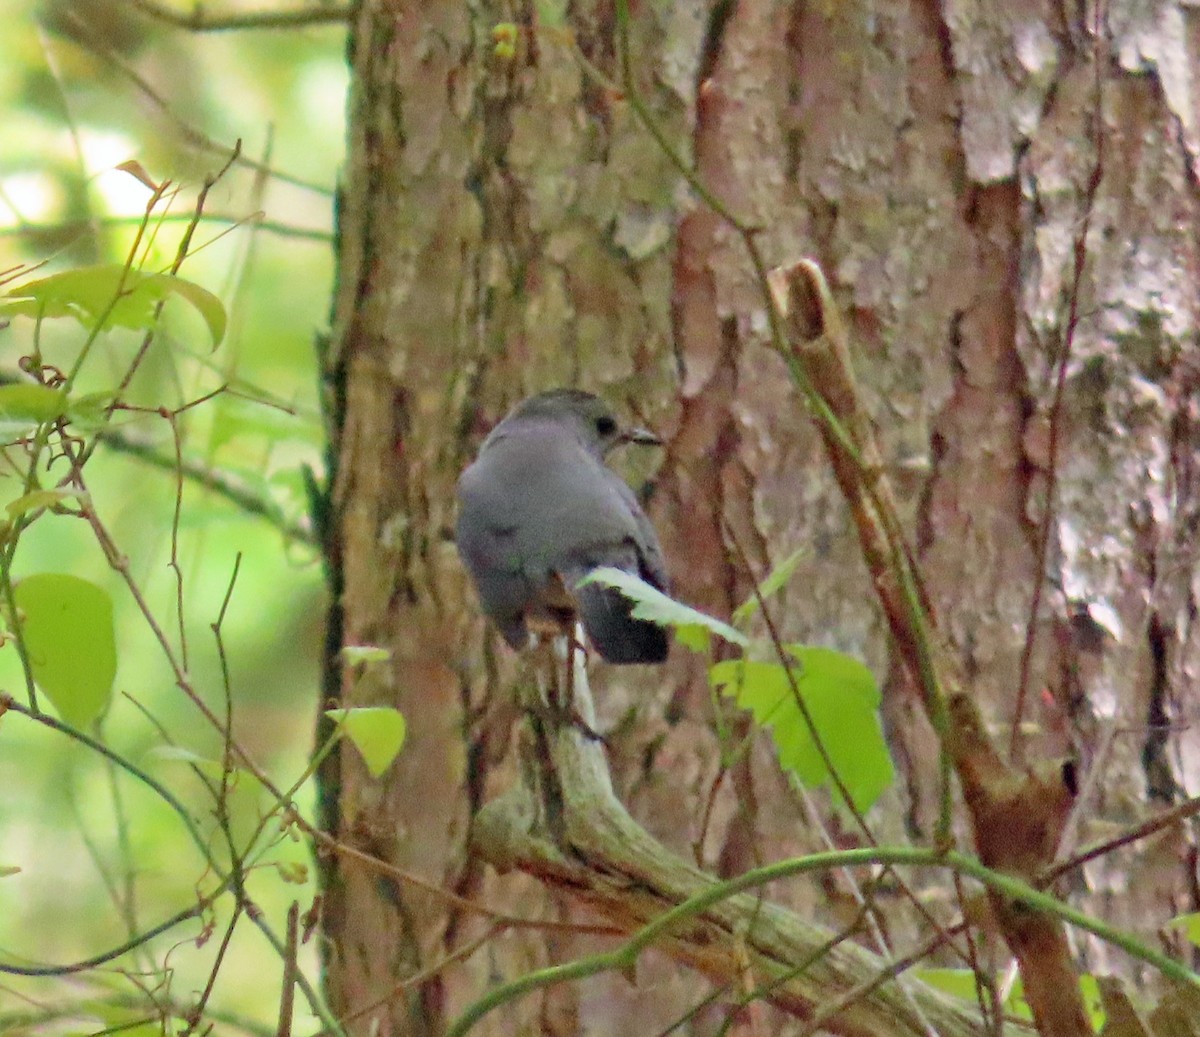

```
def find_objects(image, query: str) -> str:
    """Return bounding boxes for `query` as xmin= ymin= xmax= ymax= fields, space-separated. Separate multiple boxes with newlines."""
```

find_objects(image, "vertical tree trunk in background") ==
xmin=321 ymin=1 xmax=1200 ymax=1034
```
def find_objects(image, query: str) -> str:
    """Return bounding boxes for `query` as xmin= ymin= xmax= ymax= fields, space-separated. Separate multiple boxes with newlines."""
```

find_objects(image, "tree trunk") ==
xmin=320 ymin=1 xmax=1200 ymax=1034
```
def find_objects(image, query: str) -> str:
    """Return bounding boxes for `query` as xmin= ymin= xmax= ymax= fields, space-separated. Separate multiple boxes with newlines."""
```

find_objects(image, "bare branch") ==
xmin=95 ymin=425 xmax=316 ymax=546
xmin=129 ymin=0 xmax=356 ymax=32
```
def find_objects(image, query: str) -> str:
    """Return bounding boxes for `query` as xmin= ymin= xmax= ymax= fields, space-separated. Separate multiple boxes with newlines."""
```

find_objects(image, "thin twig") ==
xmin=797 ymin=920 xmax=971 ymax=1037
xmin=180 ymin=903 xmax=244 ymax=1036
xmin=0 ymin=899 xmax=214 ymax=978
xmin=0 ymin=212 xmax=331 ymax=243
xmin=168 ymin=410 xmax=189 ymax=670
xmin=129 ymin=0 xmax=356 ymax=32
xmin=450 ymin=844 xmax=1199 ymax=1037
xmin=1041 ymin=793 xmax=1200 ymax=885
xmin=325 ymin=923 xmax=500 ymax=1034
xmin=277 ymin=903 xmax=299 ymax=1037
xmin=0 ymin=695 xmax=211 ymax=861
xmin=56 ymin=9 xmax=333 ymax=197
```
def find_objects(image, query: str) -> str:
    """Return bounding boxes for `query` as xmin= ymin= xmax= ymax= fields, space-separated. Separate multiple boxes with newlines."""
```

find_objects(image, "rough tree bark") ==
xmin=320 ymin=1 xmax=1200 ymax=1035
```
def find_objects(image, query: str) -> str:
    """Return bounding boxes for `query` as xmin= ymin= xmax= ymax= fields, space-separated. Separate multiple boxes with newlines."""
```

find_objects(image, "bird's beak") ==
xmin=619 ymin=426 xmax=662 ymax=447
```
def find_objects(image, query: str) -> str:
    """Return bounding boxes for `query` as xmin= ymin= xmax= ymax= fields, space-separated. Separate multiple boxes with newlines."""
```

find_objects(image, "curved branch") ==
xmin=465 ymin=651 xmax=990 ymax=1037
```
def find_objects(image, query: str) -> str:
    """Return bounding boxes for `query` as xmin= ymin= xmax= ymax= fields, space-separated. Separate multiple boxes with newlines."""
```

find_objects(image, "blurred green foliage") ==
xmin=0 ymin=1 xmax=348 ymax=1031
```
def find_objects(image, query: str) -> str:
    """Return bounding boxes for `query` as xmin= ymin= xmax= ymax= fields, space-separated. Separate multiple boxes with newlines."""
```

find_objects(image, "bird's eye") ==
xmin=595 ymin=415 xmax=617 ymax=437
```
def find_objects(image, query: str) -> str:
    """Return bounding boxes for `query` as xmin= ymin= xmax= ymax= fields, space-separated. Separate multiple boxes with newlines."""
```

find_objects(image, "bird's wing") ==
xmin=617 ymin=477 xmax=669 ymax=591
xmin=455 ymin=454 xmax=535 ymax=649
xmin=553 ymin=465 xmax=670 ymax=663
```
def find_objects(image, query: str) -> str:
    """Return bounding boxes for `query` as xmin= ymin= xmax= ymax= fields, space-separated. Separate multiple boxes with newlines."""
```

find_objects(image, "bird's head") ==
xmin=508 ymin=389 xmax=660 ymax=457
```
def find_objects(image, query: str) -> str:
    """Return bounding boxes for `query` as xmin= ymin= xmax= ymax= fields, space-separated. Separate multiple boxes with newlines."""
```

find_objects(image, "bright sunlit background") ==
xmin=1 ymin=2 xmax=348 ymax=1030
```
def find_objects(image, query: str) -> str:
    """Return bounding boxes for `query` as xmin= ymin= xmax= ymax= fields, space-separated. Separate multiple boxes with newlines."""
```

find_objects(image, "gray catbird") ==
xmin=456 ymin=389 xmax=670 ymax=664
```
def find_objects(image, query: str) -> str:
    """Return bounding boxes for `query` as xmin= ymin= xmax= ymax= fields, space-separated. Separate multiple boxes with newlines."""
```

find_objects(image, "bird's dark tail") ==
xmin=567 ymin=568 xmax=669 ymax=664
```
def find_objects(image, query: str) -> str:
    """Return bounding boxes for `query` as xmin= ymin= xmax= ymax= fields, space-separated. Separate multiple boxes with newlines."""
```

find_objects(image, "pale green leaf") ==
xmin=912 ymin=968 xmax=980 ymax=1002
xmin=6 ymin=488 xmax=87 ymax=519
xmin=325 ymin=706 xmax=407 ymax=777
xmin=732 ymin=547 xmax=807 ymax=625
xmin=65 ymin=391 xmax=120 ymax=431
xmin=341 ymin=645 xmax=391 ymax=665
xmin=146 ymin=745 xmax=218 ymax=767
xmin=916 ymin=970 xmax=1105 ymax=1029
xmin=0 ymin=264 xmax=226 ymax=345
xmin=535 ymin=0 xmax=568 ymax=28
xmin=1008 ymin=976 xmax=1102 ymax=1029
xmin=1167 ymin=911 xmax=1200 ymax=949
xmin=0 ymin=384 xmax=69 ymax=439
xmin=275 ymin=860 xmax=309 ymax=884
xmin=14 ymin=573 xmax=117 ymax=727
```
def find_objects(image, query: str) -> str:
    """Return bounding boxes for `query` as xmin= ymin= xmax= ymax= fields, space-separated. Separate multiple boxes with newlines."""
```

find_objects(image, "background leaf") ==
xmin=732 ymin=547 xmax=806 ymax=625
xmin=1167 ymin=911 xmax=1200 ymax=949
xmin=6 ymin=487 xmax=86 ymax=518
xmin=341 ymin=644 xmax=391 ymax=665
xmin=0 ymin=264 xmax=226 ymax=345
xmin=325 ymin=706 xmax=407 ymax=777
xmin=0 ymin=383 xmax=69 ymax=438
xmin=14 ymin=573 xmax=117 ymax=727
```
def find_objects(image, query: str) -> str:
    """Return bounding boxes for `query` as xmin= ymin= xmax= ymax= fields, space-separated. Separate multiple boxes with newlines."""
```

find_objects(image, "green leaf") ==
xmin=916 ymin=971 xmax=1103 ymax=1029
xmin=913 ymin=968 xmax=981 ymax=1002
xmin=147 ymin=746 xmax=271 ymax=791
xmin=146 ymin=745 xmax=219 ymax=768
xmin=732 ymin=547 xmax=806 ymax=625
xmin=14 ymin=573 xmax=117 ymax=727
xmin=1167 ymin=911 xmax=1200 ymax=949
xmin=275 ymin=860 xmax=309 ymax=884
xmin=0 ymin=383 xmax=69 ymax=422
xmin=65 ymin=391 xmax=120 ymax=432
xmin=578 ymin=567 xmax=748 ymax=652
xmin=0 ymin=383 xmax=69 ymax=438
xmin=6 ymin=487 xmax=87 ymax=519
xmin=1009 ymin=976 xmax=1103 ymax=1030
xmin=710 ymin=646 xmax=893 ymax=813
xmin=325 ymin=706 xmax=407 ymax=778
xmin=341 ymin=644 xmax=391 ymax=665
xmin=0 ymin=264 xmax=226 ymax=345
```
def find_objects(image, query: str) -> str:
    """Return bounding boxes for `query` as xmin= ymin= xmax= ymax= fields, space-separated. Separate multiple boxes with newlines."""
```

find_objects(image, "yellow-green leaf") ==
xmin=0 ymin=264 xmax=226 ymax=346
xmin=0 ymin=384 xmax=69 ymax=437
xmin=711 ymin=646 xmax=893 ymax=814
xmin=325 ymin=706 xmax=406 ymax=778
xmin=1167 ymin=911 xmax=1200 ymax=948
xmin=732 ymin=547 xmax=807 ymax=625
xmin=913 ymin=968 xmax=980 ymax=1002
xmin=66 ymin=391 xmax=120 ymax=431
xmin=275 ymin=860 xmax=309 ymax=884
xmin=14 ymin=573 xmax=117 ymax=727
xmin=147 ymin=745 xmax=219 ymax=768
xmin=341 ymin=644 xmax=391 ymax=665
xmin=6 ymin=488 xmax=86 ymax=519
